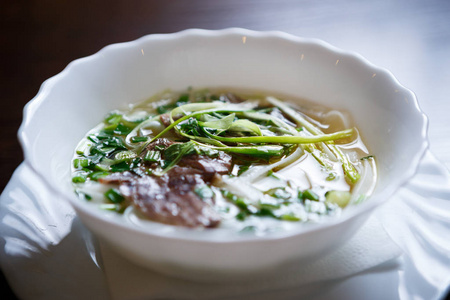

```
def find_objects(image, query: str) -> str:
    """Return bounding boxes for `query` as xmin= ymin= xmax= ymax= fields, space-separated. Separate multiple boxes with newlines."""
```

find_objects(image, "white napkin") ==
xmin=100 ymin=215 xmax=402 ymax=300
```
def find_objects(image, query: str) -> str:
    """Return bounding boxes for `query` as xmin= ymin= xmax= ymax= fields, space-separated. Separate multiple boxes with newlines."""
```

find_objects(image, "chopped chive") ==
xmin=113 ymin=123 xmax=132 ymax=135
xmin=240 ymin=225 xmax=257 ymax=233
xmin=235 ymin=211 xmax=247 ymax=221
xmin=325 ymin=190 xmax=351 ymax=208
xmin=75 ymin=190 xmax=92 ymax=201
xmin=154 ymin=144 xmax=166 ymax=151
xmin=280 ymin=213 xmax=301 ymax=221
xmin=99 ymin=203 xmax=120 ymax=211
xmin=144 ymin=150 xmax=161 ymax=162
xmin=194 ymin=185 xmax=214 ymax=199
xmin=110 ymin=161 xmax=130 ymax=172
xmin=114 ymin=150 xmax=137 ymax=162
xmin=130 ymin=136 xmax=149 ymax=143
xmin=72 ymin=172 xmax=88 ymax=183
xmin=361 ymin=155 xmax=375 ymax=161
xmin=326 ymin=172 xmax=337 ymax=181
xmin=89 ymin=171 xmax=111 ymax=181
xmin=237 ymin=165 xmax=250 ymax=176
xmin=302 ymin=189 xmax=319 ymax=201
xmin=73 ymin=158 xmax=90 ymax=169
xmin=104 ymin=188 xmax=125 ymax=203
xmin=76 ymin=139 xmax=91 ymax=155
xmin=267 ymin=170 xmax=281 ymax=180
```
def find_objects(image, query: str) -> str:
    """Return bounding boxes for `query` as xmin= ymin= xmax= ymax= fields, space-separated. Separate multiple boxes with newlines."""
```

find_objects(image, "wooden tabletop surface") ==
xmin=1 ymin=0 xmax=449 ymax=299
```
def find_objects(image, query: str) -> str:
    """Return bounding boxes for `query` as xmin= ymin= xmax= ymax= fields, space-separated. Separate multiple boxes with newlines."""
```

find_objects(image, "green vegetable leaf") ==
xmin=114 ymin=150 xmax=137 ymax=163
xmin=326 ymin=190 xmax=351 ymax=207
xmin=206 ymin=128 xmax=354 ymax=144
xmin=266 ymin=96 xmax=360 ymax=183
xmin=191 ymin=141 xmax=284 ymax=159
xmin=105 ymin=188 xmax=125 ymax=203
xmin=144 ymin=150 xmax=161 ymax=162
xmin=194 ymin=185 xmax=214 ymax=199
xmin=227 ymin=119 xmax=262 ymax=136
xmin=110 ymin=161 xmax=131 ymax=172
xmin=160 ymin=141 xmax=197 ymax=174
xmin=198 ymin=113 xmax=235 ymax=134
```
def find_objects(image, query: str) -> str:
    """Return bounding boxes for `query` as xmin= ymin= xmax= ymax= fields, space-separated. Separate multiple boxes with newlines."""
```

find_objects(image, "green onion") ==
xmin=76 ymin=139 xmax=91 ymax=155
xmin=266 ymin=96 xmax=360 ymax=183
xmin=207 ymin=128 xmax=354 ymax=144
xmin=160 ymin=142 xmax=196 ymax=173
xmin=302 ymin=189 xmax=319 ymax=201
xmin=110 ymin=161 xmax=130 ymax=172
xmin=89 ymin=171 xmax=111 ymax=181
xmin=227 ymin=119 xmax=262 ymax=136
xmin=104 ymin=188 xmax=125 ymax=203
xmin=130 ymin=136 xmax=149 ymax=143
xmin=194 ymin=185 xmax=214 ymax=199
xmin=144 ymin=150 xmax=161 ymax=162
xmin=326 ymin=190 xmax=351 ymax=207
xmin=73 ymin=158 xmax=90 ymax=169
xmin=114 ymin=150 xmax=137 ymax=162
xmin=192 ymin=141 xmax=284 ymax=159
xmin=72 ymin=171 xmax=89 ymax=183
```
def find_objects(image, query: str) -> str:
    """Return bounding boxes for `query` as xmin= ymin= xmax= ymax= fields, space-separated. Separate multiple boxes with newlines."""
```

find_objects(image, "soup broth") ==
xmin=71 ymin=88 xmax=376 ymax=233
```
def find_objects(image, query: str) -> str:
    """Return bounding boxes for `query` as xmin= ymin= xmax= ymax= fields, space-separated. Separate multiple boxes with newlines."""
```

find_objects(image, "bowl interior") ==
xmin=19 ymin=29 xmax=428 ymax=241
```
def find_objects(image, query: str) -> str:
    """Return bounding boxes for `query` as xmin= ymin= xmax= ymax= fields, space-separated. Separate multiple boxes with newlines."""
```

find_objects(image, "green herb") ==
xmin=114 ymin=150 xmax=137 ymax=162
xmin=76 ymin=139 xmax=91 ymax=155
xmin=326 ymin=172 xmax=337 ymax=181
xmin=205 ymin=128 xmax=354 ymax=144
xmin=104 ymin=188 xmax=125 ymax=203
xmin=266 ymin=96 xmax=360 ymax=183
xmin=88 ymin=171 xmax=111 ymax=181
xmin=280 ymin=213 xmax=301 ymax=221
xmin=72 ymin=172 xmax=88 ymax=183
xmin=237 ymin=165 xmax=250 ymax=176
xmin=194 ymin=185 xmax=214 ymax=199
xmin=75 ymin=190 xmax=92 ymax=201
xmin=361 ymin=155 xmax=375 ymax=161
xmin=302 ymin=189 xmax=319 ymax=201
xmin=144 ymin=150 xmax=161 ymax=162
xmin=157 ymin=104 xmax=176 ymax=114
xmin=265 ymin=187 xmax=291 ymax=200
xmin=159 ymin=141 xmax=197 ymax=174
xmin=192 ymin=141 xmax=284 ymax=159
xmin=130 ymin=136 xmax=149 ymax=143
xmin=73 ymin=158 xmax=90 ymax=169
xmin=110 ymin=161 xmax=131 ymax=172
xmin=325 ymin=190 xmax=351 ymax=208
xmin=177 ymin=93 xmax=190 ymax=103
xmin=198 ymin=113 xmax=235 ymax=134
xmin=113 ymin=123 xmax=132 ymax=135
xmin=227 ymin=119 xmax=262 ymax=136
xmin=267 ymin=170 xmax=281 ymax=179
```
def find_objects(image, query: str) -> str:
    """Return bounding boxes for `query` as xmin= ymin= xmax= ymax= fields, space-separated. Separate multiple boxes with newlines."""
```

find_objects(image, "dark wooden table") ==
xmin=1 ymin=0 xmax=449 ymax=299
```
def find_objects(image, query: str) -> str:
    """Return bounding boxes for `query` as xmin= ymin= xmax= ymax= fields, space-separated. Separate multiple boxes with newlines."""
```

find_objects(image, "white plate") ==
xmin=1 ymin=150 xmax=449 ymax=300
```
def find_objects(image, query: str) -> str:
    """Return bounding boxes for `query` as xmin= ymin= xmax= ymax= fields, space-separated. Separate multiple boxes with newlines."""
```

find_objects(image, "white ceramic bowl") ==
xmin=19 ymin=28 xmax=428 ymax=281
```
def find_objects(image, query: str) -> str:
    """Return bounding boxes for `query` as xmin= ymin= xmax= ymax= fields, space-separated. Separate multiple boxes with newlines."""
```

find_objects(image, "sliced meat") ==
xmin=131 ymin=175 xmax=220 ymax=228
xmin=144 ymin=137 xmax=175 ymax=152
xmin=100 ymin=170 xmax=220 ymax=228
xmin=99 ymin=141 xmax=233 ymax=228
xmin=166 ymin=166 xmax=205 ymax=193
xmin=159 ymin=114 xmax=171 ymax=127
xmin=178 ymin=152 xmax=232 ymax=180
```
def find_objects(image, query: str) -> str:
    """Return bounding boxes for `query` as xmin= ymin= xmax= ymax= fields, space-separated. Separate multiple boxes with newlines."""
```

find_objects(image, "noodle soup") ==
xmin=71 ymin=89 xmax=376 ymax=233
